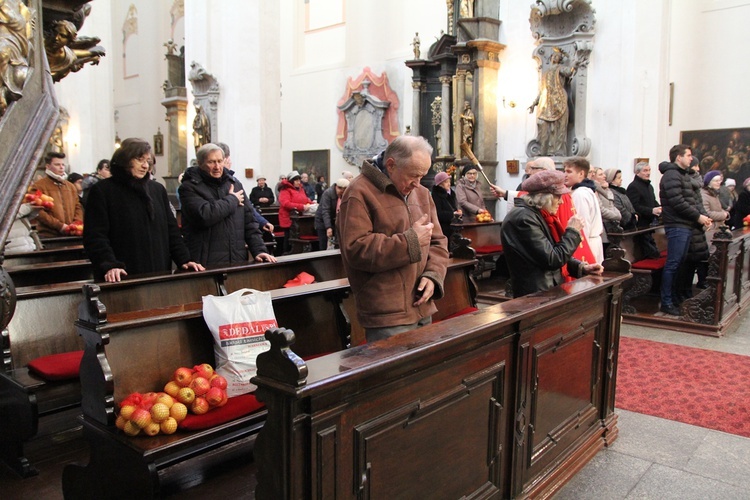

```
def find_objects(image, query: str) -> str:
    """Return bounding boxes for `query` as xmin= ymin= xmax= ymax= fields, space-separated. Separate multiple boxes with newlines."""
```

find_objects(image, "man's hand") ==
xmin=254 ymin=253 xmax=277 ymax=263
xmin=105 ymin=268 xmax=127 ymax=282
xmin=489 ymin=184 xmax=506 ymax=199
xmin=263 ymin=222 xmax=274 ymax=233
xmin=259 ymin=197 xmax=269 ymax=203
xmin=413 ymin=277 xmax=435 ymax=306
xmin=326 ymin=228 xmax=333 ymax=238
xmin=698 ymin=214 xmax=712 ymax=228
xmin=229 ymin=185 xmax=244 ymax=206
xmin=567 ymin=214 xmax=584 ymax=232
xmin=583 ymin=263 xmax=604 ymax=276
xmin=652 ymin=206 xmax=662 ymax=216
xmin=181 ymin=261 xmax=205 ymax=272
xmin=412 ymin=213 xmax=434 ymax=246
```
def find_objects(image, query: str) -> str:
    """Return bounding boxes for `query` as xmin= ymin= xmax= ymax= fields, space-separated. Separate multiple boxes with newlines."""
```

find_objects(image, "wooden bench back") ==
xmin=3 ymin=244 xmax=86 ymax=266
xmin=6 ymin=251 xmax=346 ymax=371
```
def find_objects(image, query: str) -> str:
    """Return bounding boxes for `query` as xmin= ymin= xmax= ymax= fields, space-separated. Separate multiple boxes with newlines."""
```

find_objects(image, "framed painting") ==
xmin=680 ymin=128 xmax=750 ymax=175
xmin=292 ymin=149 xmax=330 ymax=185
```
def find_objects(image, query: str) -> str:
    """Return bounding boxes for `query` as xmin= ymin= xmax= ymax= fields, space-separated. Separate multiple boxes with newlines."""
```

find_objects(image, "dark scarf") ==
xmin=572 ymin=178 xmax=597 ymax=192
xmin=540 ymin=209 xmax=565 ymax=242
xmin=111 ymin=167 xmax=154 ymax=220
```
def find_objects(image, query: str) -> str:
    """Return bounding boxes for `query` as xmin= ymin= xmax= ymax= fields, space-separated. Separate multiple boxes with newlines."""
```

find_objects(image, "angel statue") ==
xmin=44 ymin=19 xmax=105 ymax=82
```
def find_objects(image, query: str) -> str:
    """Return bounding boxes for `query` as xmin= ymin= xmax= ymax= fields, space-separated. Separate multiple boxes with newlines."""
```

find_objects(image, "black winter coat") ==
xmin=730 ymin=190 xmax=750 ymax=229
xmin=611 ymin=185 xmax=637 ymax=229
xmin=626 ymin=176 xmax=659 ymax=227
xmin=178 ymin=167 xmax=266 ymax=267
xmin=314 ymin=185 xmax=339 ymax=232
xmin=658 ymin=162 xmax=707 ymax=229
xmin=249 ymin=185 xmax=274 ymax=207
xmin=431 ymin=184 xmax=458 ymax=238
xmin=84 ymin=177 xmax=191 ymax=280
xmin=500 ymin=199 xmax=584 ymax=298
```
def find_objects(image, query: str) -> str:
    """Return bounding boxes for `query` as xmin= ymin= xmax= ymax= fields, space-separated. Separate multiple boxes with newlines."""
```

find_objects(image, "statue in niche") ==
xmin=45 ymin=20 xmax=105 ymax=82
xmin=528 ymin=47 xmax=580 ymax=157
xmin=412 ymin=32 xmax=420 ymax=60
xmin=0 ymin=0 xmax=33 ymax=117
xmin=460 ymin=100 xmax=474 ymax=150
xmin=459 ymin=0 xmax=473 ymax=18
xmin=431 ymin=96 xmax=442 ymax=156
xmin=192 ymin=103 xmax=211 ymax=150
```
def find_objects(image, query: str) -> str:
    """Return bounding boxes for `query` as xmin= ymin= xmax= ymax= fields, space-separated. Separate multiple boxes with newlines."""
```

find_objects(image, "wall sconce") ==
xmin=114 ymin=133 xmax=122 ymax=149
xmin=502 ymin=97 xmax=516 ymax=109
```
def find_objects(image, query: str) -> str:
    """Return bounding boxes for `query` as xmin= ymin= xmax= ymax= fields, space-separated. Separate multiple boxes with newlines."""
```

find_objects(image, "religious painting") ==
xmin=506 ymin=159 xmax=519 ymax=174
xmin=292 ymin=149 xmax=330 ymax=185
xmin=680 ymin=128 xmax=750 ymax=177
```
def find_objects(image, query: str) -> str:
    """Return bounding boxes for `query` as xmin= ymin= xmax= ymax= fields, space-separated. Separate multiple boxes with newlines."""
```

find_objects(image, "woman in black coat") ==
xmin=83 ymin=138 xmax=204 ymax=282
xmin=431 ymin=171 xmax=461 ymax=239
xmin=730 ymin=178 xmax=750 ymax=229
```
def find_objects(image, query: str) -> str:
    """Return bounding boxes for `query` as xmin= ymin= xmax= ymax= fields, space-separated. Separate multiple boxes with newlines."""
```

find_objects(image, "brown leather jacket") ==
xmin=336 ymin=160 xmax=449 ymax=328
xmin=30 ymin=175 xmax=84 ymax=237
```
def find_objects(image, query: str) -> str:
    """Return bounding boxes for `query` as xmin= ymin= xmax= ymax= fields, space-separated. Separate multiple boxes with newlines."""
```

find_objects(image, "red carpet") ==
xmin=616 ymin=336 xmax=750 ymax=437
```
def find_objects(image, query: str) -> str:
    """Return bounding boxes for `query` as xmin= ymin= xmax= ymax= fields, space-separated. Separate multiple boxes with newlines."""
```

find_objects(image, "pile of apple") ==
xmin=66 ymin=220 xmax=84 ymax=236
xmin=23 ymin=189 xmax=54 ymax=209
xmin=744 ymin=215 xmax=750 ymax=226
xmin=475 ymin=209 xmax=493 ymax=223
xmin=116 ymin=363 xmax=228 ymax=437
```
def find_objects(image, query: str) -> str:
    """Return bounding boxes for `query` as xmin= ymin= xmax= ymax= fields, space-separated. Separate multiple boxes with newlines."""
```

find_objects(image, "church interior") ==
xmin=1 ymin=0 xmax=749 ymax=498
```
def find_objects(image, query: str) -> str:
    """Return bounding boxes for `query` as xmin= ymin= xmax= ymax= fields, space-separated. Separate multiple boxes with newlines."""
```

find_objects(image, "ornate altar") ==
xmin=406 ymin=0 xmax=504 ymax=213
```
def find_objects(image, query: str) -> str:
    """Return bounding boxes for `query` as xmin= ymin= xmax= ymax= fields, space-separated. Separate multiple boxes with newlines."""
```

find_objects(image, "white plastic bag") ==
xmin=202 ymin=289 xmax=277 ymax=396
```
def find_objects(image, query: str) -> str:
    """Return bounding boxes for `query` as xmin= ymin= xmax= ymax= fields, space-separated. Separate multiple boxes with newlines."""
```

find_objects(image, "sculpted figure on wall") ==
xmin=412 ymin=32 xmax=420 ymax=60
xmin=528 ymin=47 xmax=579 ymax=157
xmin=0 ymin=0 xmax=33 ymax=117
xmin=459 ymin=0 xmax=473 ymax=18
xmin=192 ymin=103 xmax=210 ymax=150
xmin=460 ymin=100 xmax=474 ymax=150
xmin=45 ymin=20 xmax=105 ymax=82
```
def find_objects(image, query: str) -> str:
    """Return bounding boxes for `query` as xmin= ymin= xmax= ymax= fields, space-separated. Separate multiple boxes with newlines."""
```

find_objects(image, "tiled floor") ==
xmin=553 ymin=311 xmax=750 ymax=500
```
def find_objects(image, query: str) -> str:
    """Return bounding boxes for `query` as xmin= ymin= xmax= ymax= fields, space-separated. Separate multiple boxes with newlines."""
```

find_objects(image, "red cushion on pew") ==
xmin=178 ymin=393 xmax=265 ymax=431
xmin=27 ymin=350 xmax=84 ymax=381
xmin=299 ymin=235 xmax=318 ymax=241
xmin=437 ymin=306 xmax=479 ymax=322
xmin=660 ymin=250 xmax=668 ymax=257
xmin=632 ymin=257 xmax=666 ymax=270
xmin=474 ymin=245 xmax=503 ymax=255
xmin=273 ymin=232 xmax=285 ymax=237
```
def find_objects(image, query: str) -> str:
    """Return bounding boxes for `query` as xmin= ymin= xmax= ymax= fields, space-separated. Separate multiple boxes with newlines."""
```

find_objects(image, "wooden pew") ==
xmin=288 ymin=213 xmax=318 ymax=253
xmin=37 ymin=235 xmax=82 ymax=249
xmin=2 ymin=244 xmax=86 ymax=266
xmin=61 ymin=280 xmax=357 ymax=498
xmin=604 ymin=225 xmax=667 ymax=315
xmin=5 ymin=259 xmax=93 ymax=287
xmin=622 ymin=226 xmax=750 ymax=336
xmin=449 ymin=220 xmax=503 ymax=278
xmin=252 ymin=271 xmax=630 ymax=499
xmin=57 ymin=256 xmax=477 ymax=497
xmin=0 ymin=250 xmax=346 ymax=477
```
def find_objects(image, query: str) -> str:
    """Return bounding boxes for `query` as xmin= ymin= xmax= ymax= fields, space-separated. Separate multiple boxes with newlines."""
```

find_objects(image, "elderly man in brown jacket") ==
xmin=30 ymin=152 xmax=84 ymax=238
xmin=337 ymin=135 xmax=449 ymax=343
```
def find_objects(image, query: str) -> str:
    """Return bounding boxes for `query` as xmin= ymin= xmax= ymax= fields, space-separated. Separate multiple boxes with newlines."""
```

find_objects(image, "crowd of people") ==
xmin=8 ymin=134 xmax=750 ymax=343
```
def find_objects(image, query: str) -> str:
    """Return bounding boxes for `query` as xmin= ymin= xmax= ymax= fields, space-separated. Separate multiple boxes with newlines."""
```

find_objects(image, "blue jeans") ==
xmin=661 ymin=227 xmax=692 ymax=307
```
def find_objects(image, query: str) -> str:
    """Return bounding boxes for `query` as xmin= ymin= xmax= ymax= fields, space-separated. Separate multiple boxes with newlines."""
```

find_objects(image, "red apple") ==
xmin=205 ymin=387 xmax=224 ymax=407
xmin=173 ymin=366 xmax=194 ymax=387
xmin=191 ymin=397 xmax=210 ymax=415
xmin=209 ymin=374 xmax=228 ymax=390
xmin=190 ymin=376 xmax=210 ymax=396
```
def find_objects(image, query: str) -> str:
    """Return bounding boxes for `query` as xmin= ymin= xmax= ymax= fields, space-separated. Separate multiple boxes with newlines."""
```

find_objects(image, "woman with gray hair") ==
xmin=500 ymin=170 xmax=602 ymax=297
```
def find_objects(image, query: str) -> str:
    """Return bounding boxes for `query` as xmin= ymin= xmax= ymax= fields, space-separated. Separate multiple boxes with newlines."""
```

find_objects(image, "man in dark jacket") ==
xmin=178 ymin=143 xmax=276 ymax=267
xmin=249 ymin=177 xmax=274 ymax=207
xmin=658 ymin=145 xmax=712 ymax=316
xmin=626 ymin=161 xmax=662 ymax=259
xmin=314 ymin=178 xmax=349 ymax=250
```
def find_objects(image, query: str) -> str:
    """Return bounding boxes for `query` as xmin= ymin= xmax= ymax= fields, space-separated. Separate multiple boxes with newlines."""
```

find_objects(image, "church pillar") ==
xmin=411 ymin=82 xmax=422 ymax=136
xmin=454 ymin=70 xmax=467 ymax=156
xmin=439 ymin=76 xmax=452 ymax=159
